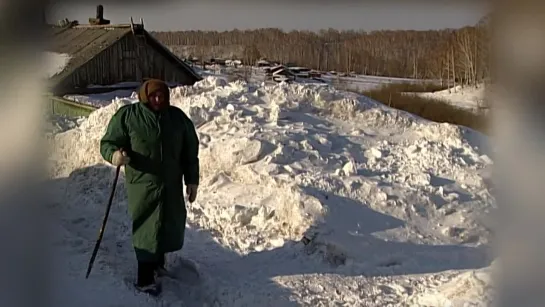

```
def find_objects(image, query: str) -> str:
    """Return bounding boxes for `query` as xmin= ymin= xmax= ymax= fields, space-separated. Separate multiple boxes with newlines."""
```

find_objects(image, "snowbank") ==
xmin=43 ymin=52 xmax=71 ymax=79
xmin=49 ymin=76 xmax=495 ymax=306
xmin=64 ymin=90 xmax=138 ymax=108
xmin=45 ymin=114 xmax=86 ymax=136
xmin=413 ymin=85 xmax=488 ymax=112
xmin=410 ymin=264 xmax=494 ymax=306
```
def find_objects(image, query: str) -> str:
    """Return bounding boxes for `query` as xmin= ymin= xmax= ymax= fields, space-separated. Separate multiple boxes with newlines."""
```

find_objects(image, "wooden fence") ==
xmin=45 ymin=94 xmax=98 ymax=117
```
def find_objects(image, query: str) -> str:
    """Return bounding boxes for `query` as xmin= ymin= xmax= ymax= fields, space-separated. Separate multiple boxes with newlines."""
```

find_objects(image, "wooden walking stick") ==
xmin=85 ymin=164 xmax=122 ymax=279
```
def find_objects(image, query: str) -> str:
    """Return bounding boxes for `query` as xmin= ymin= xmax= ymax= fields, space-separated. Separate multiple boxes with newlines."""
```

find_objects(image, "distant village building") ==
xmin=210 ymin=58 xmax=226 ymax=65
xmin=288 ymin=67 xmax=311 ymax=78
xmin=309 ymin=70 xmax=322 ymax=78
xmin=256 ymin=59 xmax=271 ymax=68
xmin=226 ymin=59 xmax=242 ymax=67
xmin=265 ymin=65 xmax=295 ymax=83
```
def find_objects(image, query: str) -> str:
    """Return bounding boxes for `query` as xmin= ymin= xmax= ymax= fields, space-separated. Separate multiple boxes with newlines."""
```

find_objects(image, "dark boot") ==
xmin=135 ymin=261 xmax=162 ymax=296
xmin=157 ymin=253 xmax=165 ymax=269
xmin=155 ymin=253 xmax=170 ymax=278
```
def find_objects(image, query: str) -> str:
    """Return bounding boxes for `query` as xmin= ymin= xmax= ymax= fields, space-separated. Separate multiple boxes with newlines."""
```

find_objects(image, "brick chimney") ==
xmin=96 ymin=5 xmax=104 ymax=20
xmin=89 ymin=4 xmax=110 ymax=25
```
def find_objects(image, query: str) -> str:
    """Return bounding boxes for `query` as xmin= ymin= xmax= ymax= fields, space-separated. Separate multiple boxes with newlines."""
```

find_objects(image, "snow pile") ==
xmin=51 ymin=98 xmax=134 ymax=176
xmin=50 ymin=76 xmax=495 ymax=306
xmin=45 ymin=114 xmax=85 ymax=135
xmin=42 ymin=52 xmax=71 ymax=79
xmin=64 ymin=90 xmax=138 ymax=108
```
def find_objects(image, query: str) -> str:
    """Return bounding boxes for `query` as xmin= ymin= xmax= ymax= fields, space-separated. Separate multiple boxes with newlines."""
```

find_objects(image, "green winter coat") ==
xmin=99 ymin=102 xmax=199 ymax=262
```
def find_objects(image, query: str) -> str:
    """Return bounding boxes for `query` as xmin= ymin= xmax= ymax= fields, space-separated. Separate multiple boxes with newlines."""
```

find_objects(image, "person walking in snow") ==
xmin=99 ymin=78 xmax=200 ymax=296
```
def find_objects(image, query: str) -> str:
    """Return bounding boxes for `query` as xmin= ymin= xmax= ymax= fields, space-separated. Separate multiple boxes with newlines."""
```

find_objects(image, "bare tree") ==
xmin=242 ymin=44 xmax=261 ymax=81
xmin=152 ymin=21 xmax=490 ymax=83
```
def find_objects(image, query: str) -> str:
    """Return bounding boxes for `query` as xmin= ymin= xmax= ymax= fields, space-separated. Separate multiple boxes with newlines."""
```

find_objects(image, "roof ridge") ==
xmin=48 ymin=23 xmax=133 ymax=29
xmin=72 ymin=24 xmax=132 ymax=29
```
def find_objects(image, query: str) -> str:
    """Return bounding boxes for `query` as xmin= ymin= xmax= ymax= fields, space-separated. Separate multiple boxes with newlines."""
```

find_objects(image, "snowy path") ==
xmin=49 ymin=77 xmax=495 ymax=306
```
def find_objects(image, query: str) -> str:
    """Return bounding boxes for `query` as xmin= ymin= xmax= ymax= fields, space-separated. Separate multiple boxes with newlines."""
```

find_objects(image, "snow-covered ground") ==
xmin=412 ymin=85 xmax=488 ymax=113
xmin=48 ymin=76 xmax=495 ymax=306
xmin=192 ymin=64 xmax=434 ymax=92
xmin=322 ymin=74 xmax=439 ymax=92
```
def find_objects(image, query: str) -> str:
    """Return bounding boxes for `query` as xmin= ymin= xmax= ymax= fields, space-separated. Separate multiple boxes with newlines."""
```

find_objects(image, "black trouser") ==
xmin=136 ymin=253 xmax=165 ymax=286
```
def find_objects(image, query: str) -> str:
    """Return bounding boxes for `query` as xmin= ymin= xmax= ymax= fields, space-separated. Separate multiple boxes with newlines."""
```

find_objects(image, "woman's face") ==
xmin=148 ymin=90 xmax=167 ymax=111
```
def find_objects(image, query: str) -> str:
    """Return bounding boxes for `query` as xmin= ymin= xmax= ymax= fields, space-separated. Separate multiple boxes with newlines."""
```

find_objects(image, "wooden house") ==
xmin=256 ymin=59 xmax=271 ymax=68
xmin=46 ymin=6 xmax=202 ymax=97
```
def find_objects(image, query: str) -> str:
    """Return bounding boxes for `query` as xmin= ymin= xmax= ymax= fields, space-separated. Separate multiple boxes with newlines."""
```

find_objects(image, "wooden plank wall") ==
xmin=134 ymin=35 xmax=195 ymax=85
xmin=62 ymin=34 xmax=195 ymax=90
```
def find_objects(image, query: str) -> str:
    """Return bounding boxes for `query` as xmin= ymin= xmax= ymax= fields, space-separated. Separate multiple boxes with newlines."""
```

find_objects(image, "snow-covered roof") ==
xmin=272 ymin=68 xmax=287 ymax=75
xmin=269 ymin=65 xmax=285 ymax=72
xmin=288 ymin=67 xmax=310 ymax=71
xmin=42 ymin=52 xmax=72 ymax=79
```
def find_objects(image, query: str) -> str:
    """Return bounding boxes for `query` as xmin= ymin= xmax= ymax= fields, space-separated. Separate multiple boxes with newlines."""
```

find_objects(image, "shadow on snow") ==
xmin=48 ymin=163 xmax=492 ymax=307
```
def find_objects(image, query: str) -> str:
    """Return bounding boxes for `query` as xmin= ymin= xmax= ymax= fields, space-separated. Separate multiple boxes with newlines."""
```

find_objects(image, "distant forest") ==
xmin=152 ymin=17 xmax=490 ymax=85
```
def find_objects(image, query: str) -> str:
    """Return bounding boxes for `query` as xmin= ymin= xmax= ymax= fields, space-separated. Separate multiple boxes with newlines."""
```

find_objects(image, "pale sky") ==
xmin=47 ymin=1 xmax=488 ymax=32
